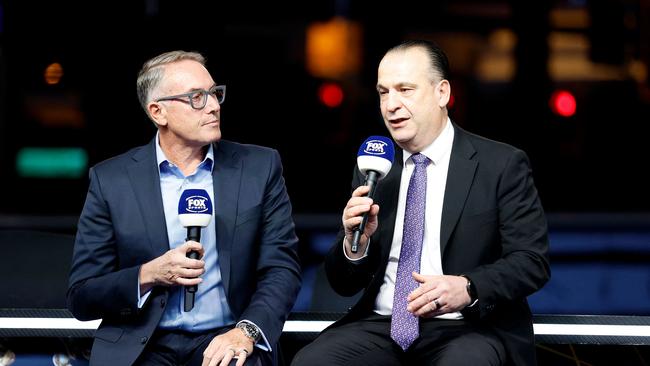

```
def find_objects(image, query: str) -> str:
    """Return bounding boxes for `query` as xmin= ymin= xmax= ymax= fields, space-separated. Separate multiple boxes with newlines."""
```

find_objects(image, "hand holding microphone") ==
xmin=343 ymin=185 xmax=380 ymax=257
xmin=348 ymin=136 xmax=394 ymax=253
xmin=178 ymin=189 xmax=213 ymax=312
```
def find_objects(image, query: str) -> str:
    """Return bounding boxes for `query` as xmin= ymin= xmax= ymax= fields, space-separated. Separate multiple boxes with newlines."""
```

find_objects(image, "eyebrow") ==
xmin=376 ymin=82 xmax=417 ymax=90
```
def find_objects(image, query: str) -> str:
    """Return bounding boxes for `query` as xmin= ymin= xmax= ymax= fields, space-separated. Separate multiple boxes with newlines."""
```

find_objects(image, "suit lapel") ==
xmin=211 ymin=141 xmax=242 ymax=294
xmin=440 ymin=127 xmax=477 ymax=255
xmin=126 ymin=139 xmax=170 ymax=257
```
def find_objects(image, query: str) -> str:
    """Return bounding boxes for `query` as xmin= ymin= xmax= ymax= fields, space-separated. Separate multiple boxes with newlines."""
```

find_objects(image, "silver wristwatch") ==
xmin=236 ymin=321 xmax=261 ymax=343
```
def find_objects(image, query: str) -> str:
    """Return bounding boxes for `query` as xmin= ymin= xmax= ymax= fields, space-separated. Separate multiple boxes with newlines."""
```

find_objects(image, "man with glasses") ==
xmin=68 ymin=50 xmax=301 ymax=366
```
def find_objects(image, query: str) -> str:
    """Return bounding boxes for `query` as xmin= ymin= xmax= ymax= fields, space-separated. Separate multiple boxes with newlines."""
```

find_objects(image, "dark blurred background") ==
xmin=2 ymin=0 xmax=649 ymax=216
xmin=1 ymin=0 xmax=650 ymax=363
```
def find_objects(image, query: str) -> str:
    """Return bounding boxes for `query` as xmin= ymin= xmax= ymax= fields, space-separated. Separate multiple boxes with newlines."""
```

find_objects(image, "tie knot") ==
xmin=411 ymin=153 xmax=430 ymax=166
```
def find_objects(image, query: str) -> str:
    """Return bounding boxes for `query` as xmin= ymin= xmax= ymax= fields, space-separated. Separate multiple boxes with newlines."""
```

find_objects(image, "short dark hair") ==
xmin=385 ymin=40 xmax=450 ymax=81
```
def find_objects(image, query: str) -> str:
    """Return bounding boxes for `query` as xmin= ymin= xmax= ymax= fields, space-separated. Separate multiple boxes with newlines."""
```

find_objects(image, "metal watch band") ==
xmin=236 ymin=321 xmax=261 ymax=342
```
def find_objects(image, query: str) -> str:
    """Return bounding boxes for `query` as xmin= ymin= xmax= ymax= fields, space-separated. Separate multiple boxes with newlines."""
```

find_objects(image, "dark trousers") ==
xmin=134 ymin=326 xmax=271 ymax=366
xmin=291 ymin=313 xmax=505 ymax=366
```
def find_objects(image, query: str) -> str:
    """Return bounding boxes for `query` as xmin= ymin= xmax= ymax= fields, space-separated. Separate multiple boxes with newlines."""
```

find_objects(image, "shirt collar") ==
xmin=403 ymin=117 xmax=455 ymax=166
xmin=155 ymin=132 xmax=214 ymax=174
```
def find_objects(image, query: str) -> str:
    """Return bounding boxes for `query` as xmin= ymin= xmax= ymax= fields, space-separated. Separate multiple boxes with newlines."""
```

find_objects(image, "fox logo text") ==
xmin=185 ymin=196 xmax=209 ymax=213
xmin=363 ymin=140 xmax=388 ymax=156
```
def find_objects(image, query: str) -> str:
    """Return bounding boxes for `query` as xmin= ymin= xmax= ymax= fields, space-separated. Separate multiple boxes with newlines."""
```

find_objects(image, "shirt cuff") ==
xmin=137 ymin=278 xmax=152 ymax=308
xmin=343 ymin=236 xmax=370 ymax=261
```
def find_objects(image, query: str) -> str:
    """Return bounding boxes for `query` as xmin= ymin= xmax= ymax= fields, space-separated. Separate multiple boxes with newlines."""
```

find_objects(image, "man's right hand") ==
xmin=139 ymin=241 xmax=205 ymax=293
xmin=342 ymin=185 xmax=380 ymax=259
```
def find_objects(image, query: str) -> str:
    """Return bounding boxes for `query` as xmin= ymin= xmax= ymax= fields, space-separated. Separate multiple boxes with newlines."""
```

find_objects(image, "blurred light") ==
xmin=549 ymin=8 xmax=590 ymax=29
xmin=475 ymin=28 xmax=516 ymax=82
xmin=26 ymin=94 xmax=85 ymax=128
xmin=432 ymin=33 xmax=483 ymax=76
xmin=318 ymin=82 xmax=344 ymax=108
xmin=306 ymin=17 xmax=362 ymax=79
xmin=16 ymin=147 xmax=88 ymax=178
xmin=44 ymin=62 xmax=64 ymax=85
xmin=550 ymin=90 xmax=577 ymax=117
xmin=489 ymin=28 xmax=517 ymax=49
xmin=628 ymin=60 xmax=648 ymax=83
xmin=547 ymin=32 xmax=626 ymax=81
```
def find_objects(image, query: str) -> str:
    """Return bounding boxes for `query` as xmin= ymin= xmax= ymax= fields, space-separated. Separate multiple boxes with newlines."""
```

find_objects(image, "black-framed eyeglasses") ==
xmin=155 ymin=85 xmax=226 ymax=110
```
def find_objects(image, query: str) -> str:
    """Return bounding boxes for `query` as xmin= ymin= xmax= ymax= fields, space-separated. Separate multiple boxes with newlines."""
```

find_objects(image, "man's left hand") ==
xmin=201 ymin=328 xmax=254 ymax=366
xmin=406 ymin=273 xmax=471 ymax=317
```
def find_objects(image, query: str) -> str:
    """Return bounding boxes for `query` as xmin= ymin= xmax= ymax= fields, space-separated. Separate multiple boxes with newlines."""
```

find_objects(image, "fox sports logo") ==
xmin=186 ymin=196 xmax=209 ymax=213
xmin=363 ymin=140 xmax=387 ymax=155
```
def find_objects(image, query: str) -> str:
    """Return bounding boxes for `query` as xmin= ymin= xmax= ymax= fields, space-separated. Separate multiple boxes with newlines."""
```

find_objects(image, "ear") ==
xmin=436 ymin=79 xmax=451 ymax=108
xmin=147 ymin=102 xmax=167 ymax=127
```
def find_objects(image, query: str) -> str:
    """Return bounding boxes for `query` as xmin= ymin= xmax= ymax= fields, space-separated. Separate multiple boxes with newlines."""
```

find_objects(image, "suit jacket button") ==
xmin=161 ymin=299 xmax=166 ymax=307
xmin=140 ymin=336 xmax=148 ymax=344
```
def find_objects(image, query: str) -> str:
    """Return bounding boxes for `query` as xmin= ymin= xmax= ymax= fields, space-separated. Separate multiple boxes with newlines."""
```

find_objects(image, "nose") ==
xmin=385 ymin=90 xmax=401 ymax=113
xmin=205 ymin=93 xmax=221 ymax=113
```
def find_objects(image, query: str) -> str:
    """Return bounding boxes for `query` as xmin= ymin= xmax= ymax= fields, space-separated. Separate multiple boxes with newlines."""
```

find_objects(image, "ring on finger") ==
xmin=227 ymin=348 xmax=236 ymax=355
xmin=238 ymin=349 xmax=249 ymax=356
xmin=433 ymin=298 xmax=441 ymax=309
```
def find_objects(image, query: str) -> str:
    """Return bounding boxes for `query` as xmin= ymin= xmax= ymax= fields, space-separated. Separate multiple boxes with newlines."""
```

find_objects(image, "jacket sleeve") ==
xmin=463 ymin=149 xmax=551 ymax=318
xmin=67 ymin=167 xmax=142 ymax=321
xmin=237 ymin=150 xmax=302 ymax=347
xmin=324 ymin=165 xmax=379 ymax=297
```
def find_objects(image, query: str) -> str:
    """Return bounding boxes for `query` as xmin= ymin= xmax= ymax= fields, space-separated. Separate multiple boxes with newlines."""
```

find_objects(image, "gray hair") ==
xmin=136 ymin=50 xmax=206 ymax=114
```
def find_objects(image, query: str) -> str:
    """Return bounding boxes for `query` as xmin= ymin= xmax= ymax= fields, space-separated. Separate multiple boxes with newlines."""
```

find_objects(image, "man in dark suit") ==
xmin=67 ymin=50 xmax=301 ymax=366
xmin=292 ymin=40 xmax=550 ymax=365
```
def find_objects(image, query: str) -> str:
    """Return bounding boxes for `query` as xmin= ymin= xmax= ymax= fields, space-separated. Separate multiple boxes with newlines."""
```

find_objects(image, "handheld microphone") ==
xmin=178 ymin=189 xmax=213 ymax=312
xmin=351 ymin=136 xmax=395 ymax=253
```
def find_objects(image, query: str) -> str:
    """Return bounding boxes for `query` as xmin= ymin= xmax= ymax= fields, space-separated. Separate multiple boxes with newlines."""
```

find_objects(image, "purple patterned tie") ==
xmin=391 ymin=153 xmax=430 ymax=351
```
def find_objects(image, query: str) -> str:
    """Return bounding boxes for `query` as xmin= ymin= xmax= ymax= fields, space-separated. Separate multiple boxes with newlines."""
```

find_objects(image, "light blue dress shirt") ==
xmin=153 ymin=136 xmax=235 ymax=331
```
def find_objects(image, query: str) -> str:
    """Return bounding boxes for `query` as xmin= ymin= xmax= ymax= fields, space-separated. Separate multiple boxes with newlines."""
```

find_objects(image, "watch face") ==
xmin=248 ymin=324 xmax=260 ymax=338
xmin=239 ymin=323 xmax=260 ymax=341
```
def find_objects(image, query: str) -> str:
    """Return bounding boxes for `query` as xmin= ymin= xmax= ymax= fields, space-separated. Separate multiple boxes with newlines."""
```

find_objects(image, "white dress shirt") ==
xmin=374 ymin=118 xmax=463 ymax=319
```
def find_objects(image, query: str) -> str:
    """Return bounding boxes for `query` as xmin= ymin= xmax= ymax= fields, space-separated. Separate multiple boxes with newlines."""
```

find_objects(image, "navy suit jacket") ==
xmin=325 ymin=125 xmax=550 ymax=365
xmin=67 ymin=138 xmax=301 ymax=366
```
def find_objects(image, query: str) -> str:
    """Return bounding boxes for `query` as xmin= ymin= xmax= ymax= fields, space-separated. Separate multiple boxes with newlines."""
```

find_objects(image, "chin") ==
xmin=207 ymin=129 xmax=221 ymax=142
xmin=390 ymin=129 xmax=414 ymax=144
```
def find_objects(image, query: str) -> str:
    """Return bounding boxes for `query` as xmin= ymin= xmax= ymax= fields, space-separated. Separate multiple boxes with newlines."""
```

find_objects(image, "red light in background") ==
xmin=448 ymin=93 xmax=455 ymax=109
xmin=550 ymin=90 xmax=576 ymax=117
xmin=318 ymin=82 xmax=344 ymax=108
